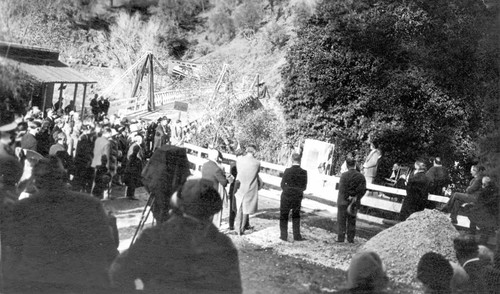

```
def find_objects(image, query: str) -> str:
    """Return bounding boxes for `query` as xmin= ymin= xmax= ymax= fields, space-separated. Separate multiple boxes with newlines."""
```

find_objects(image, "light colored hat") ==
xmin=129 ymin=123 xmax=139 ymax=133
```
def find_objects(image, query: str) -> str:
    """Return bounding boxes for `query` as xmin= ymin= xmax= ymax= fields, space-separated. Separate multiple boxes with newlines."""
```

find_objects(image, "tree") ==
xmin=278 ymin=0 xmax=499 ymax=183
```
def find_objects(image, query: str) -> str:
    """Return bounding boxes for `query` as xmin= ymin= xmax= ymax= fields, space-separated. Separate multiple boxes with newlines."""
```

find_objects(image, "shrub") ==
xmin=291 ymin=1 xmax=313 ymax=27
xmin=264 ymin=21 xmax=289 ymax=52
xmin=208 ymin=8 xmax=236 ymax=44
xmin=233 ymin=1 xmax=262 ymax=33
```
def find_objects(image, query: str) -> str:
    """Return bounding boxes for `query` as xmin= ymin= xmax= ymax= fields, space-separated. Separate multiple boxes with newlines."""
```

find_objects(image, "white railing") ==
xmin=183 ymin=143 xmax=470 ymax=228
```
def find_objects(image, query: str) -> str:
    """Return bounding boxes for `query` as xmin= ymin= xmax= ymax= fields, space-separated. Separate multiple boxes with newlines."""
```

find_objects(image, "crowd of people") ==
xmin=1 ymin=102 xmax=500 ymax=293
xmin=13 ymin=105 xmax=199 ymax=200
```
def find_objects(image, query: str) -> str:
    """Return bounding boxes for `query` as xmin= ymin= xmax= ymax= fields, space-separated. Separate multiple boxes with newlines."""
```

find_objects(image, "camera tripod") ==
xmin=130 ymin=193 xmax=156 ymax=248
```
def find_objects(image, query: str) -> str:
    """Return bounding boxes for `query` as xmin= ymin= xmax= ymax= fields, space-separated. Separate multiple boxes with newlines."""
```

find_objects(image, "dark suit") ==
xmin=445 ymin=175 xmax=483 ymax=223
xmin=337 ymin=168 xmax=366 ymax=242
xmin=280 ymin=165 xmax=308 ymax=240
xmin=462 ymin=259 xmax=489 ymax=294
xmin=426 ymin=165 xmax=449 ymax=195
xmin=111 ymin=214 xmax=242 ymax=293
xmin=400 ymin=171 xmax=430 ymax=221
xmin=3 ymin=188 xmax=118 ymax=292
xmin=201 ymin=160 xmax=228 ymax=191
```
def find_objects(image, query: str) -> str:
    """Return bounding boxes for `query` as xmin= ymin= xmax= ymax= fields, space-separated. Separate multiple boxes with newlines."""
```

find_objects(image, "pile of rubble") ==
xmin=361 ymin=209 xmax=460 ymax=287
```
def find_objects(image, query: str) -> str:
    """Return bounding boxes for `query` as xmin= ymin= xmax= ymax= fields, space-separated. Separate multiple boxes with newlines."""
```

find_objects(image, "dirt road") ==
xmin=104 ymin=185 xmax=416 ymax=293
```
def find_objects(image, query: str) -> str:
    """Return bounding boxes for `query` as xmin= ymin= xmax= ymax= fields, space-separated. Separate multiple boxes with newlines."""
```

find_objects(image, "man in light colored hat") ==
xmin=234 ymin=145 xmax=262 ymax=235
xmin=202 ymin=148 xmax=231 ymax=228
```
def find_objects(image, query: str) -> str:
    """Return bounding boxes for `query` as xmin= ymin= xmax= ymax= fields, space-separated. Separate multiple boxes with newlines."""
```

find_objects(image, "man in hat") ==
xmin=400 ymin=159 xmax=430 ymax=221
xmin=234 ymin=145 xmax=262 ymax=235
xmin=202 ymin=149 xmax=230 ymax=228
xmin=337 ymin=156 xmax=366 ymax=243
xmin=279 ymin=153 xmax=308 ymax=241
xmin=153 ymin=117 xmax=169 ymax=151
xmin=111 ymin=179 xmax=242 ymax=293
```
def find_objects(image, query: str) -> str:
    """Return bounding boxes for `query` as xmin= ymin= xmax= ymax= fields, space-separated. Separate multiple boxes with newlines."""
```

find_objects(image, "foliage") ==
xmin=291 ymin=0 xmax=313 ymax=27
xmin=234 ymin=107 xmax=286 ymax=163
xmin=263 ymin=21 xmax=289 ymax=52
xmin=0 ymin=61 xmax=36 ymax=119
xmin=190 ymin=91 xmax=286 ymax=163
xmin=233 ymin=1 xmax=263 ymax=33
xmin=278 ymin=0 xmax=499 ymax=184
xmin=149 ymin=0 xmax=208 ymax=30
xmin=208 ymin=8 xmax=236 ymax=44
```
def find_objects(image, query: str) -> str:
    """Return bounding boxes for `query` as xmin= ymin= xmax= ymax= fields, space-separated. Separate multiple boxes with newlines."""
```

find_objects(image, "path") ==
xmin=103 ymin=184 xmax=417 ymax=293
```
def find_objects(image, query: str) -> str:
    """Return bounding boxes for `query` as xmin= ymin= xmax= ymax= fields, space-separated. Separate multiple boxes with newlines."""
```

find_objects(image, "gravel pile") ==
xmin=361 ymin=209 xmax=460 ymax=287
xmin=240 ymin=218 xmax=365 ymax=272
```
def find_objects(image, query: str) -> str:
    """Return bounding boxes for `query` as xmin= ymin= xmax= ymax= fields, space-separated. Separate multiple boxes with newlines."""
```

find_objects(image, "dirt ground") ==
xmin=104 ymin=185 xmax=417 ymax=293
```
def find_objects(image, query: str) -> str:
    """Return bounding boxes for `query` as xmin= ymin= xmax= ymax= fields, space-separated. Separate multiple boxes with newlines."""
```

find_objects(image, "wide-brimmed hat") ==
xmin=170 ymin=179 xmax=222 ymax=219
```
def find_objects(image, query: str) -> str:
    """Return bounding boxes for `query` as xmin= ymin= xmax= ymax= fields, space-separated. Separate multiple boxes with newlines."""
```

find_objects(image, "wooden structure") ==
xmin=0 ymin=42 xmax=97 ymax=117
xmin=183 ymin=143 xmax=473 ymax=230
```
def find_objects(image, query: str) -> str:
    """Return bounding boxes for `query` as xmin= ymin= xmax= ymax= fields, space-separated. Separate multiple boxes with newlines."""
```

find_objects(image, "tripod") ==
xmin=130 ymin=193 xmax=155 ymax=248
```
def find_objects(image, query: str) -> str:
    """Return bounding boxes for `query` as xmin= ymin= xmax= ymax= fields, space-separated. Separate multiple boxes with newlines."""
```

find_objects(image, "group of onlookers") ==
xmin=12 ymin=105 xmax=199 ymax=200
xmin=337 ymin=234 xmax=500 ymax=294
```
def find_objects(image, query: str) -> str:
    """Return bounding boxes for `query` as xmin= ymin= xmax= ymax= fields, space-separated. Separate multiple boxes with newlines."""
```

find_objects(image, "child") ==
xmin=93 ymin=155 xmax=111 ymax=199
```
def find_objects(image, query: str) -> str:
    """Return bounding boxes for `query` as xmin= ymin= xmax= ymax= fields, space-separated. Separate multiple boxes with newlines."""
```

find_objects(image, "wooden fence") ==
xmin=182 ymin=143 xmax=471 ymax=228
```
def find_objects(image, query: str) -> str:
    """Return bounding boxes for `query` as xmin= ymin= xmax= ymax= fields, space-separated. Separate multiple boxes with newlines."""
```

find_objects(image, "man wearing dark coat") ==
xmin=3 ymin=156 xmax=118 ymax=293
xmin=464 ymin=176 xmax=499 ymax=245
xmin=110 ymin=179 xmax=242 ymax=293
xmin=400 ymin=159 xmax=430 ymax=221
xmin=153 ymin=117 xmax=169 ymax=151
xmin=425 ymin=157 xmax=449 ymax=196
xmin=72 ymin=125 xmax=95 ymax=193
xmin=202 ymin=149 xmax=230 ymax=227
xmin=90 ymin=94 xmax=100 ymax=119
xmin=279 ymin=153 xmax=308 ymax=241
xmin=337 ymin=157 xmax=366 ymax=243
xmin=442 ymin=165 xmax=484 ymax=224
xmin=453 ymin=235 xmax=489 ymax=294
xmin=98 ymin=96 xmax=110 ymax=117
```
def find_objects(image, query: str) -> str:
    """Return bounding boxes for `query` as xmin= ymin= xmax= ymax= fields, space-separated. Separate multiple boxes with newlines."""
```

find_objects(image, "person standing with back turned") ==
xmin=279 ymin=153 xmax=308 ymax=241
xmin=337 ymin=157 xmax=366 ymax=243
xmin=234 ymin=145 xmax=261 ymax=236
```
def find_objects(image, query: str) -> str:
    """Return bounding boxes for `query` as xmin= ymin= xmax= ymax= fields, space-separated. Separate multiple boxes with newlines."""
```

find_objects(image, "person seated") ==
xmin=463 ymin=176 xmax=499 ymax=244
xmin=3 ymin=156 xmax=118 ymax=293
xmin=335 ymin=251 xmax=389 ymax=293
xmin=441 ymin=165 xmax=484 ymax=224
xmin=417 ymin=252 xmax=454 ymax=293
xmin=110 ymin=178 xmax=242 ymax=293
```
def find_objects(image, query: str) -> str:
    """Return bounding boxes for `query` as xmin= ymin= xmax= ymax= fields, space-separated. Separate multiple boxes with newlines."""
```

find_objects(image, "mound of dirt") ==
xmin=361 ymin=209 xmax=460 ymax=288
xmin=242 ymin=218 xmax=366 ymax=272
